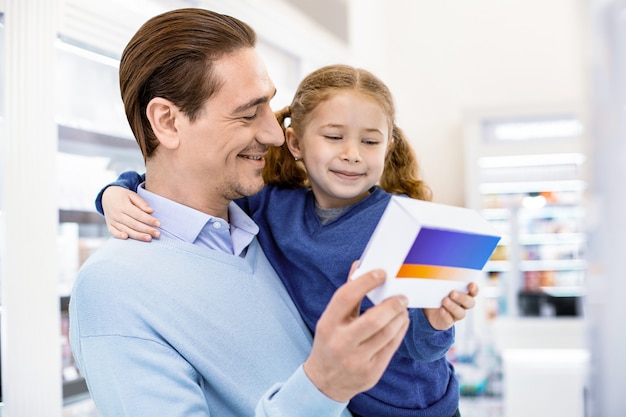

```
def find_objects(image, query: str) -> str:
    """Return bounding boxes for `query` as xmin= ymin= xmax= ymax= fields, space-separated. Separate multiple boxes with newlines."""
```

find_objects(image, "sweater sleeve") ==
xmin=75 ymin=335 xmax=348 ymax=417
xmin=94 ymin=170 xmax=145 ymax=214
xmin=255 ymin=365 xmax=349 ymax=417
xmin=397 ymin=308 xmax=455 ymax=361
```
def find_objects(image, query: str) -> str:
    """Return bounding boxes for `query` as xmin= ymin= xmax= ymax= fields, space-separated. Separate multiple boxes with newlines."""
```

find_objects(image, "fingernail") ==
xmin=399 ymin=295 xmax=409 ymax=308
xmin=372 ymin=270 xmax=385 ymax=280
xmin=154 ymin=220 xmax=161 ymax=227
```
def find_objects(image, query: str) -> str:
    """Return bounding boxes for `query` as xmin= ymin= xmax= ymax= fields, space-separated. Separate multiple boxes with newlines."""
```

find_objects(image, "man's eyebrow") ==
xmin=233 ymin=89 xmax=277 ymax=114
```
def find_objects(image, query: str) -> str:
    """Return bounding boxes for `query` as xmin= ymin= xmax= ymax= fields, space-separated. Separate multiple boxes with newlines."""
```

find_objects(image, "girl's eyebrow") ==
xmin=320 ymin=123 xmax=384 ymax=135
xmin=363 ymin=127 xmax=384 ymax=134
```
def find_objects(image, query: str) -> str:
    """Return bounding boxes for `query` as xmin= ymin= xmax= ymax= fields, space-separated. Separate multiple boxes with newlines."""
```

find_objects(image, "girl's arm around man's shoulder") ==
xmin=95 ymin=170 xmax=145 ymax=214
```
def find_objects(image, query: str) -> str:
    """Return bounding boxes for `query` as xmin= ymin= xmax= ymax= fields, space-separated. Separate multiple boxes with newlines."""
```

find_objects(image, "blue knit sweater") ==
xmin=97 ymin=173 xmax=460 ymax=417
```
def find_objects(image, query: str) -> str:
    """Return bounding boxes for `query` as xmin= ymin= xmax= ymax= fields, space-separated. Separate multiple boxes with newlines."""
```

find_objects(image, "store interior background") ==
xmin=1 ymin=0 xmax=625 ymax=416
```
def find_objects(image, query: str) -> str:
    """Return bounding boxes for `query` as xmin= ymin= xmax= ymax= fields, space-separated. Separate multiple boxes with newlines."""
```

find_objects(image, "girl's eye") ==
xmin=324 ymin=135 xmax=342 ymax=140
xmin=363 ymin=139 xmax=380 ymax=145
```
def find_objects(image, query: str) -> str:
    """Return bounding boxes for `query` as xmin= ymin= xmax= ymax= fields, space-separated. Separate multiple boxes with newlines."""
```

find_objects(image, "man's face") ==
xmin=176 ymin=48 xmax=284 ymax=206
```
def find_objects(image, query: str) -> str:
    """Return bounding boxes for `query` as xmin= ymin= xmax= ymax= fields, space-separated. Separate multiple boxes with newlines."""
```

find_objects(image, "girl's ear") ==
xmin=285 ymin=127 xmax=302 ymax=159
xmin=146 ymin=97 xmax=180 ymax=150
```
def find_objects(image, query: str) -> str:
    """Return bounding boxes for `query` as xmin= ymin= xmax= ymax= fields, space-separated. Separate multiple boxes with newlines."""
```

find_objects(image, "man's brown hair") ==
xmin=119 ymin=8 xmax=257 ymax=161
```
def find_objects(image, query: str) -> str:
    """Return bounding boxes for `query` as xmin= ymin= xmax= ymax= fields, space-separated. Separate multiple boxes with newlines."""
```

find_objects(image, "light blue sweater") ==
xmin=69 ymin=236 xmax=350 ymax=417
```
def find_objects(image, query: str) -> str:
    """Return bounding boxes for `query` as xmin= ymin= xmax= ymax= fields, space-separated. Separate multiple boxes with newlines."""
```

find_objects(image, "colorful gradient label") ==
xmin=396 ymin=227 xmax=500 ymax=279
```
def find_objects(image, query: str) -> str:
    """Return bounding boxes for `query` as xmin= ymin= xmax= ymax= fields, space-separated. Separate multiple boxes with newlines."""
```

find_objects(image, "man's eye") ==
xmin=243 ymin=113 xmax=257 ymax=121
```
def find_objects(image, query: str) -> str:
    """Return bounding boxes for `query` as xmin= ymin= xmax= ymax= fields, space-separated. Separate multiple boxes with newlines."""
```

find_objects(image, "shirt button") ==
xmin=213 ymin=222 xmax=222 ymax=229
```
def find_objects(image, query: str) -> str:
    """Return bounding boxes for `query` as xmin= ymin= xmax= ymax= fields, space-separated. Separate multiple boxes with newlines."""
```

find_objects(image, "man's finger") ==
xmin=369 ymin=314 xmax=410 ymax=366
xmin=323 ymin=269 xmax=386 ymax=323
xmin=347 ymin=260 xmax=360 ymax=279
xmin=351 ymin=295 xmax=409 ymax=343
xmin=357 ymin=301 xmax=409 ymax=352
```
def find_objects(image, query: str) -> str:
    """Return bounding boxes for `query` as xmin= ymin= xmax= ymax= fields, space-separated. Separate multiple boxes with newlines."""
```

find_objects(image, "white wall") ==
xmin=349 ymin=0 xmax=588 ymax=206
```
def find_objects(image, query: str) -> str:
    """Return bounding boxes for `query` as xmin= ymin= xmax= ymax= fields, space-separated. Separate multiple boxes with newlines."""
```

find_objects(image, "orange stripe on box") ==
xmin=396 ymin=264 xmax=474 ymax=281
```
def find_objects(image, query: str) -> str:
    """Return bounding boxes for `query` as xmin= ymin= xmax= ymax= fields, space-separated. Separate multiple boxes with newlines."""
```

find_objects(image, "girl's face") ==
xmin=286 ymin=90 xmax=391 ymax=209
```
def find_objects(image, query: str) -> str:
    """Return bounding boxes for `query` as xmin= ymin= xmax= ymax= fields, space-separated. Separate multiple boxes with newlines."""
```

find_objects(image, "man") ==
xmin=69 ymin=8 xmax=409 ymax=416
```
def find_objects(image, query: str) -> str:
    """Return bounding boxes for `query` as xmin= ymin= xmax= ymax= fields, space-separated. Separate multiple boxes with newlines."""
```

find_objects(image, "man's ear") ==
xmin=285 ymin=127 xmax=302 ymax=159
xmin=146 ymin=97 xmax=180 ymax=150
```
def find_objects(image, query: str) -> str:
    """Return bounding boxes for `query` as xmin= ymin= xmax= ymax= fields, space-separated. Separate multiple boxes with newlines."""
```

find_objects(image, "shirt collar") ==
xmin=137 ymin=183 xmax=259 ymax=255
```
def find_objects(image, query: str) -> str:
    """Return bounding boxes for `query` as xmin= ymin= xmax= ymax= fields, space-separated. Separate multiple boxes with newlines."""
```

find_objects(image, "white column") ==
xmin=1 ymin=0 xmax=62 ymax=416
xmin=587 ymin=0 xmax=626 ymax=415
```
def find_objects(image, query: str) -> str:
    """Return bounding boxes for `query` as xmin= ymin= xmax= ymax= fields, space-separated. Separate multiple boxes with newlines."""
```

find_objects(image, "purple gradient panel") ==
xmin=403 ymin=227 xmax=500 ymax=270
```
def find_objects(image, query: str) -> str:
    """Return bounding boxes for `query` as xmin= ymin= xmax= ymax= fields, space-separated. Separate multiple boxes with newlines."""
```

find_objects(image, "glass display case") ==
xmin=464 ymin=112 xmax=587 ymax=319
xmin=55 ymin=39 xmax=144 ymax=402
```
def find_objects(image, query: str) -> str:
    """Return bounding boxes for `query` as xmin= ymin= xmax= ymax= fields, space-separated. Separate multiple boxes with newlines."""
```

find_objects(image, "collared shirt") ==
xmin=137 ymin=183 xmax=259 ymax=256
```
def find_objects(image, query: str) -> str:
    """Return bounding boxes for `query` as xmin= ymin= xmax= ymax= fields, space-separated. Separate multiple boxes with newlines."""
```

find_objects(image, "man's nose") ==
xmin=257 ymin=111 xmax=285 ymax=147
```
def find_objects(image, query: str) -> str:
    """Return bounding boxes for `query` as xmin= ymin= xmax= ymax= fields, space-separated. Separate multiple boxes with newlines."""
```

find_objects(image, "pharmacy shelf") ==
xmin=464 ymin=111 xmax=587 ymax=318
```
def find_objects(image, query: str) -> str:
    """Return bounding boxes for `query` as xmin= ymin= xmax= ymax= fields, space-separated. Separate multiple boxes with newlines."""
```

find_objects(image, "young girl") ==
xmin=97 ymin=65 xmax=476 ymax=417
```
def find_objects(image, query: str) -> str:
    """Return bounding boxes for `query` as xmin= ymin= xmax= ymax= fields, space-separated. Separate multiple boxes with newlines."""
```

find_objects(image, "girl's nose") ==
xmin=341 ymin=142 xmax=362 ymax=163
